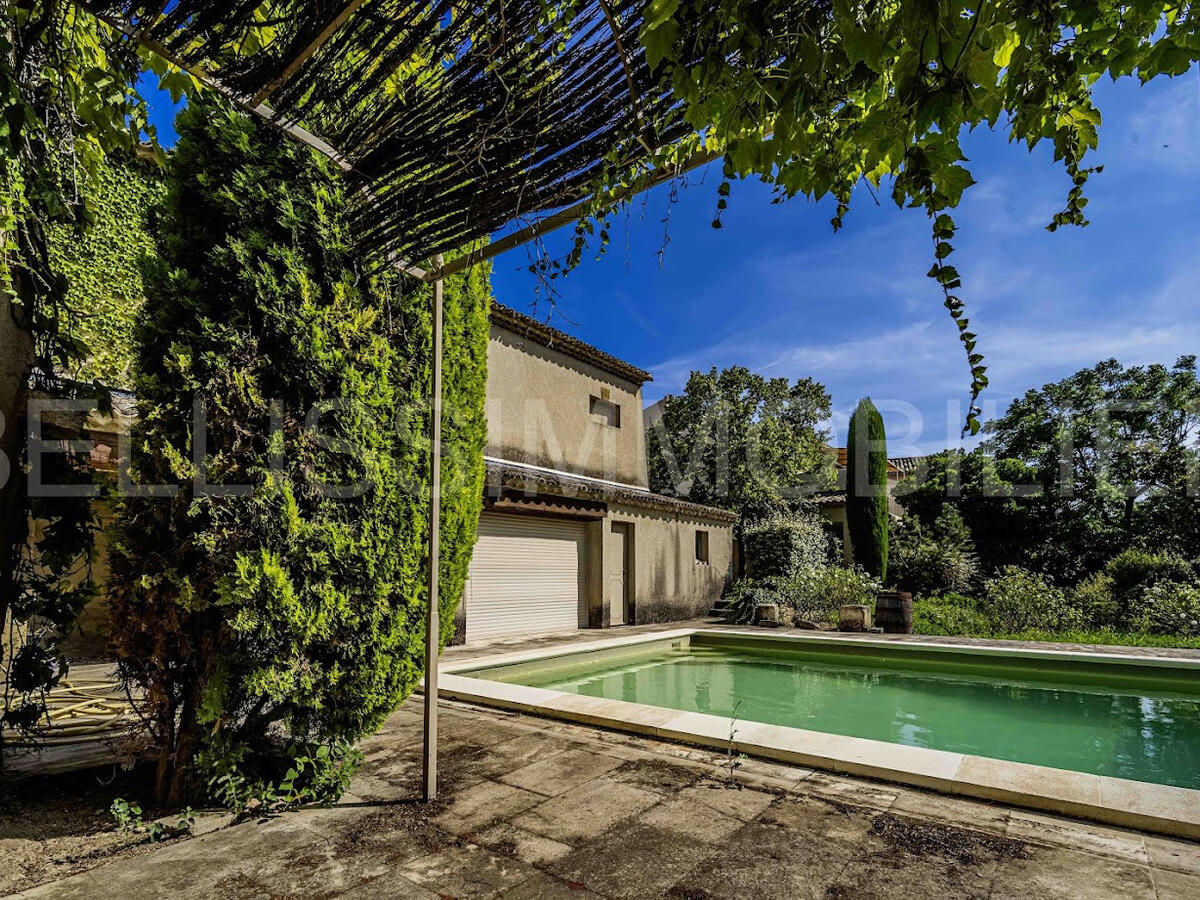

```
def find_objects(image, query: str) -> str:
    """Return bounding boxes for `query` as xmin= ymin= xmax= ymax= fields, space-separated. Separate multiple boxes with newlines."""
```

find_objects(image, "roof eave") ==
xmin=490 ymin=303 xmax=653 ymax=387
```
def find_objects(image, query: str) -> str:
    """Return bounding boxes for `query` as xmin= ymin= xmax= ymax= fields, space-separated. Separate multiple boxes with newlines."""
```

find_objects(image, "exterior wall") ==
xmin=836 ymin=465 xmax=907 ymax=517
xmin=598 ymin=503 xmax=734 ymax=625
xmin=485 ymin=323 xmax=648 ymax=487
xmin=820 ymin=504 xmax=853 ymax=565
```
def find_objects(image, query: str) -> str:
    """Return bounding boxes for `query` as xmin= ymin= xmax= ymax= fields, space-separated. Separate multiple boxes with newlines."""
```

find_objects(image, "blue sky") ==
xmin=146 ymin=70 xmax=1200 ymax=454
xmin=487 ymin=71 xmax=1200 ymax=455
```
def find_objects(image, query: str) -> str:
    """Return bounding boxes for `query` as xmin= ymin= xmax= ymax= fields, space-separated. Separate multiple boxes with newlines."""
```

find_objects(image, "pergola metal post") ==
xmin=422 ymin=253 xmax=445 ymax=802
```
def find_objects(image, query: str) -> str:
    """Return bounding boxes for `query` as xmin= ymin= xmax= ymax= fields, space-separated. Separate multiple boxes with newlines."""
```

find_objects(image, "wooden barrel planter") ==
xmin=875 ymin=590 xmax=913 ymax=634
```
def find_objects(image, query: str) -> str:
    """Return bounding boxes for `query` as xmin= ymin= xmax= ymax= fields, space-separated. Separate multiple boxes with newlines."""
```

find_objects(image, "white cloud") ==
xmin=644 ymin=243 xmax=1200 ymax=456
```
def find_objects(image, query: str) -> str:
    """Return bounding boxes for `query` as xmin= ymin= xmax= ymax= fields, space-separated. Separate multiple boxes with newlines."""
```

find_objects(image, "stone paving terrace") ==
xmin=13 ymin=691 xmax=1200 ymax=899
xmin=7 ymin=622 xmax=1200 ymax=897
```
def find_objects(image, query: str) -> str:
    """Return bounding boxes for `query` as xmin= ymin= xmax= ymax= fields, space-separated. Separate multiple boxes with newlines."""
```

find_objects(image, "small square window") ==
xmin=695 ymin=529 xmax=710 ymax=564
xmin=589 ymin=395 xmax=621 ymax=427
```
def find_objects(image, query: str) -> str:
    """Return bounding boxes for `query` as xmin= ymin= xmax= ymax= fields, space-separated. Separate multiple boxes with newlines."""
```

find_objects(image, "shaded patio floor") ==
xmin=13 ymin=691 xmax=1199 ymax=899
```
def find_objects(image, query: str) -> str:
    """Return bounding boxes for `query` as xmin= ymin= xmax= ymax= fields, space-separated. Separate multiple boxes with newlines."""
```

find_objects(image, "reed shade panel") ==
xmin=6 ymin=677 xmax=138 ymax=747
xmin=82 ymin=0 xmax=689 ymax=265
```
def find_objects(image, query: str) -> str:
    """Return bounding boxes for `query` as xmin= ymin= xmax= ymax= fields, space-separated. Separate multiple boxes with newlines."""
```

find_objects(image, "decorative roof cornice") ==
xmin=831 ymin=446 xmax=928 ymax=475
xmin=485 ymin=459 xmax=736 ymax=523
xmin=490 ymin=303 xmax=653 ymax=386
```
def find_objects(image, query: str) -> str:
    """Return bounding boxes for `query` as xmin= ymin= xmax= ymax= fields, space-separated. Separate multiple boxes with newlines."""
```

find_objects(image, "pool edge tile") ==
xmin=1096 ymin=776 xmax=1200 ymax=839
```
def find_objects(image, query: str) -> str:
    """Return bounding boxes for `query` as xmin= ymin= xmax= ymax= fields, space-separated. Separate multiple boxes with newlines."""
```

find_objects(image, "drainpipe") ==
xmin=422 ymin=255 xmax=444 ymax=802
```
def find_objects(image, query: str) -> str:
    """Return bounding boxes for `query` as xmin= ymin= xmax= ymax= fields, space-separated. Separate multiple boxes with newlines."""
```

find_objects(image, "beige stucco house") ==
xmin=817 ymin=447 xmax=925 ymax=564
xmin=455 ymin=304 xmax=735 ymax=644
xmin=53 ymin=304 xmax=733 ymax=654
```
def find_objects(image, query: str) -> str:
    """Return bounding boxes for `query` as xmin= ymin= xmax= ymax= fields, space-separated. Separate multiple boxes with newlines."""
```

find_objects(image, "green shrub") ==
xmin=1134 ymin=582 xmax=1200 ymax=637
xmin=889 ymin=505 xmax=977 ymax=596
xmin=981 ymin=567 xmax=1083 ymax=633
xmin=1071 ymin=572 xmax=1118 ymax=628
xmin=199 ymin=736 xmax=361 ymax=814
xmin=724 ymin=579 xmax=776 ymax=624
xmin=803 ymin=565 xmax=880 ymax=613
xmin=726 ymin=565 xmax=879 ymax=626
xmin=846 ymin=398 xmax=889 ymax=581
xmin=1106 ymin=548 xmax=1194 ymax=594
xmin=912 ymin=593 xmax=993 ymax=637
xmin=742 ymin=511 xmax=832 ymax=578
xmin=108 ymin=101 xmax=490 ymax=805
xmin=1102 ymin=549 xmax=1197 ymax=628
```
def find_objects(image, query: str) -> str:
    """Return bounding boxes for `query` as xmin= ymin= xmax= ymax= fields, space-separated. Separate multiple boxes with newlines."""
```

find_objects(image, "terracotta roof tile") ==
xmin=485 ymin=459 xmax=736 ymax=523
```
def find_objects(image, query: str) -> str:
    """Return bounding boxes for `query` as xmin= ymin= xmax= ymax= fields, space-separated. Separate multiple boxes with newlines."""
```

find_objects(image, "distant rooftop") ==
xmin=833 ymin=448 xmax=927 ymax=475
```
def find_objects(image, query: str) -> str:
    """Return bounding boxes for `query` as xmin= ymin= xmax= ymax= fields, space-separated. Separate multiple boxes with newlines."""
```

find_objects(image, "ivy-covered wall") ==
xmin=47 ymin=155 xmax=164 ymax=388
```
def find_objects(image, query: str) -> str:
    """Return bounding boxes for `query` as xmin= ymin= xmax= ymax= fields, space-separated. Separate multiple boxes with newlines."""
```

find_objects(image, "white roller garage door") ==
xmin=465 ymin=512 xmax=587 ymax=642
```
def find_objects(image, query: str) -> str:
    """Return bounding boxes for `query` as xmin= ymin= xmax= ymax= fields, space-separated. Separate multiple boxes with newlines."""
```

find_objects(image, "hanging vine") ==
xmin=517 ymin=0 xmax=1200 ymax=429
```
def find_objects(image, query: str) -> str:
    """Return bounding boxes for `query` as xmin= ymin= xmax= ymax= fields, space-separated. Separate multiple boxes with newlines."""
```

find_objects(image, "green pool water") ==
xmin=469 ymin=636 xmax=1200 ymax=789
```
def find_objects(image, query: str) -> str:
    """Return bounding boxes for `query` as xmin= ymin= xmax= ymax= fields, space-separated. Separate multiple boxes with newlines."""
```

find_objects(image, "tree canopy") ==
xmin=59 ymin=1 xmax=1200 ymax=431
xmin=605 ymin=0 xmax=1200 ymax=431
xmin=646 ymin=365 xmax=834 ymax=525
xmin=987 ymin=356 xmax=1200 ymax=531
xmin=898 ymin=356 xmax=1200 ymax=581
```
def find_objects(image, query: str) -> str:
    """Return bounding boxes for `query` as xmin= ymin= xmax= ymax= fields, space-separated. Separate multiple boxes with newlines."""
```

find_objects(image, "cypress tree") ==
xmin=846 ymin=397 xmax=889 ymax=582
xmin=109 ymin=100 xmax=489 ymax=805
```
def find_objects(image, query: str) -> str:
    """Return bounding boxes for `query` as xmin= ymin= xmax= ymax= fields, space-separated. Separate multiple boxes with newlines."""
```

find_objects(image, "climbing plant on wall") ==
xmin=46 ymin=155 xmax=164 ymax=389
xmin=0 ymin=2 xmax=165 ymax=758
xmin=108 ymin=100 xmax=490 ymax=806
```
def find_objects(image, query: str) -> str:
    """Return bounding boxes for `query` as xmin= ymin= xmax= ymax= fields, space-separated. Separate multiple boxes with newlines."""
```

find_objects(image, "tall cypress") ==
xmin=108 ymin=100 xmax=490 ymax=805
xmin=846 ymin=397 xmax=889 ymax=582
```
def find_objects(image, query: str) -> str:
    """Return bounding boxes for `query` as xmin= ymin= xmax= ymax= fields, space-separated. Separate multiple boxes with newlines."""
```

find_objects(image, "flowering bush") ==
xmin=742 ymin=511 xmax=832 ymax=578
xmin=981 ymin=567 xmax=1084 ymax=633
xmin=1134 ymin=583 xmax=1200 ymax=637
xmin=1102 ymin=550 xmax=1197 ymax=629
xmin=725 ymin=565 xmax=879 ymax=626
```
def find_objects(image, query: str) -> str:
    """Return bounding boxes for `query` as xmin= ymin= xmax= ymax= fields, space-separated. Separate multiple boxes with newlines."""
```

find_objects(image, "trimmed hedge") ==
xmin=109 ymin=100 xmax=489 ymax=805
xmin=742 ymin=512 xmax=831 ymax=578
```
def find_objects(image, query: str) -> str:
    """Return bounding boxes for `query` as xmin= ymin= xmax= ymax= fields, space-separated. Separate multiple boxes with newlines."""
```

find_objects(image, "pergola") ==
xmin=77 ymin=0 xmax=713 ymax=801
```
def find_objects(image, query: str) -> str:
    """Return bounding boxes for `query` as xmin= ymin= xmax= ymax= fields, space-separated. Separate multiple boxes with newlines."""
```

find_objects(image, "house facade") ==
xmin=817 ymin=447 xmax=925 ymax=564
xmin=455 ymin=304 xmax=735 ymax=644
xmin=52 ymin=304 xmax=733 ymax=656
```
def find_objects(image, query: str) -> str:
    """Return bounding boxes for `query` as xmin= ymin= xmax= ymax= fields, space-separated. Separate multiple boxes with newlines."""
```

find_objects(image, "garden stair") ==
xmin=707 ymin=598 xmax=730 ymax=619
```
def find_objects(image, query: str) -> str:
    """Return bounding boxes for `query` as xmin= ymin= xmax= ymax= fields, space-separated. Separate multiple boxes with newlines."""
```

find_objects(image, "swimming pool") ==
xmin=465 ymin=632 xmax=1200 ymax=789
xmin=439 ymin=629 xmax=1200 ymax=836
